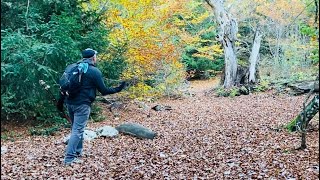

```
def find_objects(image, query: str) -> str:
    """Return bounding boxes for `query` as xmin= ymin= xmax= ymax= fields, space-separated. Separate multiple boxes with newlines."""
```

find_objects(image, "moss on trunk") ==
xmin=286 ymin=95 xmax=319 ymax=132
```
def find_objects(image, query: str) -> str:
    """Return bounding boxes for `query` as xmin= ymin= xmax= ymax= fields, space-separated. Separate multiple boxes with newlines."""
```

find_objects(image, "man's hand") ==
xmin=119 ymin=81 xmax=128 ymax=90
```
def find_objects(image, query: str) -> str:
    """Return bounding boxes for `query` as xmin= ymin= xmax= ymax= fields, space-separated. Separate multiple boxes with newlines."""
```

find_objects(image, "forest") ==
xmin=1 ymin=0 xmax=319 ymax=179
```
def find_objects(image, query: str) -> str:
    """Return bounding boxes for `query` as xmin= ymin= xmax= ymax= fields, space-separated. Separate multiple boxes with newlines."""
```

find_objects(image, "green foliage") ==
xmin=259 ymin=20 xmax=318 ymax=86
xmin=176 ymin=2 xmax=224 ymax=79
xmin=229 ymin=88 xmax=241 ymax=97
xmin=1 ymin=131 xmax=22 ymax=141
xmin=239 ymin=86 xmax=249 ymax=95
xmin=254 ymin=79 xmax=270 ymax=92
xmin=215 ymin=86 xmax=250 ymax=97
xmin=183 ymin=53 xmax=224 ymax=72
xmin=300 ymin=24 xmax=320 ymax=65
xmin=285 ymin=116 xmax=298 ymax=132
xmin=1 ymin=0 xmax=110 ymax=124
xmin=29 ymin=125 xmax=61 ymax=136
xmin=98 ymin=46 xmax=128 ymax=87
xmin=90 ymin=102 xmax=106 ymax=123
xmin=215 ymin=86 xmax=231 ymax=97
xmin=154 ymin=62 xmax=187 ymax=98
xmin=300 ymin=24 xmax=317 ymax=36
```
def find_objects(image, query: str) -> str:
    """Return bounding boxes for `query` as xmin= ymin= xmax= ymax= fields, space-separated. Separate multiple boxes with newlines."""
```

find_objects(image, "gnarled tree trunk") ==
xmin=205 ymin=0 xmax=238 ymax=88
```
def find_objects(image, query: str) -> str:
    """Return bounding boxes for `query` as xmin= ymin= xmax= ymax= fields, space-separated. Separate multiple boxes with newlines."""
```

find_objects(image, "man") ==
xmin=58 ymin=48 xmax=126 ymax=165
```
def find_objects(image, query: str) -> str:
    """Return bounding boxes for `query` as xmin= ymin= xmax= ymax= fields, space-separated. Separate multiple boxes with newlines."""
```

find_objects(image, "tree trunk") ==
xmin=248 ymin=28 xmax=262 ymax=83
xmin=205 ymin=0 xmax=238 ymax=88
xmin=315 ymin=0 xmax=318 ymax=27
xmin=286 ymin=94 xmax=319 ymax=132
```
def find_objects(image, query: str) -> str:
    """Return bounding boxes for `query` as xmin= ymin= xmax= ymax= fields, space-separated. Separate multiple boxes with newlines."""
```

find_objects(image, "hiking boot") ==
xmin=76 ymin=151 xmax=92 ymax=157
xmin=63 ymin=158 xmax=83 ymax=166
xmin=76 ymin=151 xmax=83 ymax=157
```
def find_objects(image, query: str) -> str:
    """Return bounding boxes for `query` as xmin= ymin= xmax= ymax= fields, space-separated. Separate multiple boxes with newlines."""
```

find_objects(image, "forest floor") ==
xmin=1 ymin=78 xmax=319 ymax=179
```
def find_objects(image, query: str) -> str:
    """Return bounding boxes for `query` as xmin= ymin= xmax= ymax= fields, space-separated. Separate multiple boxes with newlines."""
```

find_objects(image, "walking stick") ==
xmin=39 ymin=80 xmax=72 ymax=124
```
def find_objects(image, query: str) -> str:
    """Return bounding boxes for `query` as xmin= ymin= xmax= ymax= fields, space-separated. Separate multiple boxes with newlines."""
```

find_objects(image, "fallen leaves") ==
xmin=1 ymin=89 xmax=319 ymax=179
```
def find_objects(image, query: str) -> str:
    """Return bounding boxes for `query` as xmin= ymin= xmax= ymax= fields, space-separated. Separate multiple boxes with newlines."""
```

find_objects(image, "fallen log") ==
xmin=286 ymin=94 xmax=319 ymax=132
xmin=288 ymin=80 xmax=319 ymax=95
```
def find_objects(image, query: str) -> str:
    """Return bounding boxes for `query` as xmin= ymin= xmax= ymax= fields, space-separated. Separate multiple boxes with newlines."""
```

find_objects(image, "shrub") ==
xmin=1 ymin=0 xmax=110 ymax=124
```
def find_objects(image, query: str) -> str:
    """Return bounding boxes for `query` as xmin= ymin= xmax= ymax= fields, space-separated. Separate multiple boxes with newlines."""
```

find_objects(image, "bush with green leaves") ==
xmin=175 ymin=2 xmax=224 ymax=79
xmin=1 ymin=0 xmax=110 ymax=124
xmin=98 ymin=45 xmax=128 ymax=87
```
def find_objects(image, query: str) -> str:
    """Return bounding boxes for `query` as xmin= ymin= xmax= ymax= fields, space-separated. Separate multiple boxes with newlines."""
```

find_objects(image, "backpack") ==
xmin=59 ymin=62 xmax=89 ymax=99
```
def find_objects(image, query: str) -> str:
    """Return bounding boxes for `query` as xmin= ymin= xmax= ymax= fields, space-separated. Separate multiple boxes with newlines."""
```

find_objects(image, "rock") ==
xmin=134 ymin=100 xmax=150 ymax=111
xmin=63 ymin=134 xmax=71 ymax=144
xmin=152 ymin=105 xmax=172 ymax=111
xmin=159 ymin=152 xmax=167 ymax=158
xmin=83 ymin=129 xmax=97 ymax=141
xmin=116 ymin=122 xmax=157 ymax=139
xmin=110 ymin=102 xmax=124 ymax=117
xmin=1 ymin=146 xmax=8 ymax=154
xmin=96 ymin=126 xmax=119 ymax=137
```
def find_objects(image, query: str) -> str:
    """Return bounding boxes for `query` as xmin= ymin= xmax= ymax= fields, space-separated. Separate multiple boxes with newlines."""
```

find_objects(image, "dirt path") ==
xmin=1 ymin=79 xmax=319 ymax=179
xmin=189 ymin=78 xmax=220 ymax=93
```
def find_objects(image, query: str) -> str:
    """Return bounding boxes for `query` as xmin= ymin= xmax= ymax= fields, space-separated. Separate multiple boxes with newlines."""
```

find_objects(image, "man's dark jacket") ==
xmin=61 ymin=58 xmax=125 ymax=106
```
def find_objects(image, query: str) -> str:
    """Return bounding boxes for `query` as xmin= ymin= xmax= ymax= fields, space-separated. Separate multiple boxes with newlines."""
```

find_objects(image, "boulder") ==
xmin=116 ymin=122 xmax=157 ymax=139
xmin=96 ymin=126 xmax=119 ymax=137
xmin=83 ymin=129 xmax=97 ymax=141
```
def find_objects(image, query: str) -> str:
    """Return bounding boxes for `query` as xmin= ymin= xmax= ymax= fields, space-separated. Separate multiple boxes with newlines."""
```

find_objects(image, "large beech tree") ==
xmin=205 ymin=0 xmax=238 ymax=88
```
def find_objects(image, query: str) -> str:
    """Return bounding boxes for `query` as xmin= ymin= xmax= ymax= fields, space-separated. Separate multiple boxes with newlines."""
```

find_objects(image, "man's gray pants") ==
xmin=64 ymin=104 xmax=91 ymax=164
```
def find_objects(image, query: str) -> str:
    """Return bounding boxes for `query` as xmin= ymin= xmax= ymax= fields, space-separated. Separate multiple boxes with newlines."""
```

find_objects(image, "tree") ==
xmin=172 ymin=0 xmax=224 ymax=79
xmin=102 ymin=0 xmax=187 ymax=98
xmin=205 ymin=0 xmax=238 ymax=88
xmin=248 ymin=27 xmax=262 ymax=83
xmin=1 ymin=0 xmax=109 ymax=122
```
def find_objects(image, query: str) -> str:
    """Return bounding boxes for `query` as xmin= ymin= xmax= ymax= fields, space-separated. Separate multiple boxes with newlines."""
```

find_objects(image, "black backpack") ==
xmin=59 ymin=62 xmax=89 ymax=99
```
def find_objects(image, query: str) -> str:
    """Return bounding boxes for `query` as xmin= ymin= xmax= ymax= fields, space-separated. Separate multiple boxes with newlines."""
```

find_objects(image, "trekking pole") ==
xmin=39 ymin=80 xmax=72 ymax=124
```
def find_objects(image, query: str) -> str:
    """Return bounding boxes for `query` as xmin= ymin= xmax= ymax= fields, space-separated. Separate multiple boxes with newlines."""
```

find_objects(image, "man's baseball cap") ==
xmin=82 ymin=48 xmax=98 ymax=58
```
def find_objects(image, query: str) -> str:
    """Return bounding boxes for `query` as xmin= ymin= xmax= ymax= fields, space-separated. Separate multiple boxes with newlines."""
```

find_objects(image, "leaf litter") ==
xmin=1 ymin=81 xmax=319 ymax=179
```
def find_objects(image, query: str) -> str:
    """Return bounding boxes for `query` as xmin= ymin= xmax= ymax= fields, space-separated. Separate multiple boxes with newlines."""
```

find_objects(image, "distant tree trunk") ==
xmin=314 ymin=0 xmax=318 ymax=27
xmin=205 ymin=0 xmax=238 ymax=88
xmin=248 ymin=28 xmax=262 ymax=83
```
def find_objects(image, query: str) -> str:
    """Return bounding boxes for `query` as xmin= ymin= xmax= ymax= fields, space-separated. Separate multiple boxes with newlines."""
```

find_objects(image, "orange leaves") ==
xmin=101 ymin=0 xmax=189 ymax=98
xmin=105 ymin=0 xmax=185 ymax=78
xmin=255 ymin=0 xmax=305 ymax=25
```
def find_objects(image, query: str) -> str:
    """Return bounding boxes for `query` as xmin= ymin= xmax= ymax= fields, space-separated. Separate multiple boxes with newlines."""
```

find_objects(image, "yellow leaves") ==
xmin=81 ymin=0 xmax=207 ymax=99
xmin=80 ymin=0 xmax=108 ymax=12
xmin=190 ymin=12 xmax=210 ymax=24
xmin=191 ymin=44 xmax=223 ymax=60
xmin=105 ymin=0 xmax=184 ymax=83
xmin=173 ymin=17 xmax=186 ymax=26
xmin=125 ymin=82 xmax=154 ymax=99
xmin=255 ymin=0 xmax=305 ymax=25
xmin=212 ymin=44 xmax=223 ymax=54
xmin=310 ymin=36 xmax=318 ymax=44
xmin=180 ymin=33 xmax=201 ymax=44
xmin=192 ymin=53 xmax=213 ymax=60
